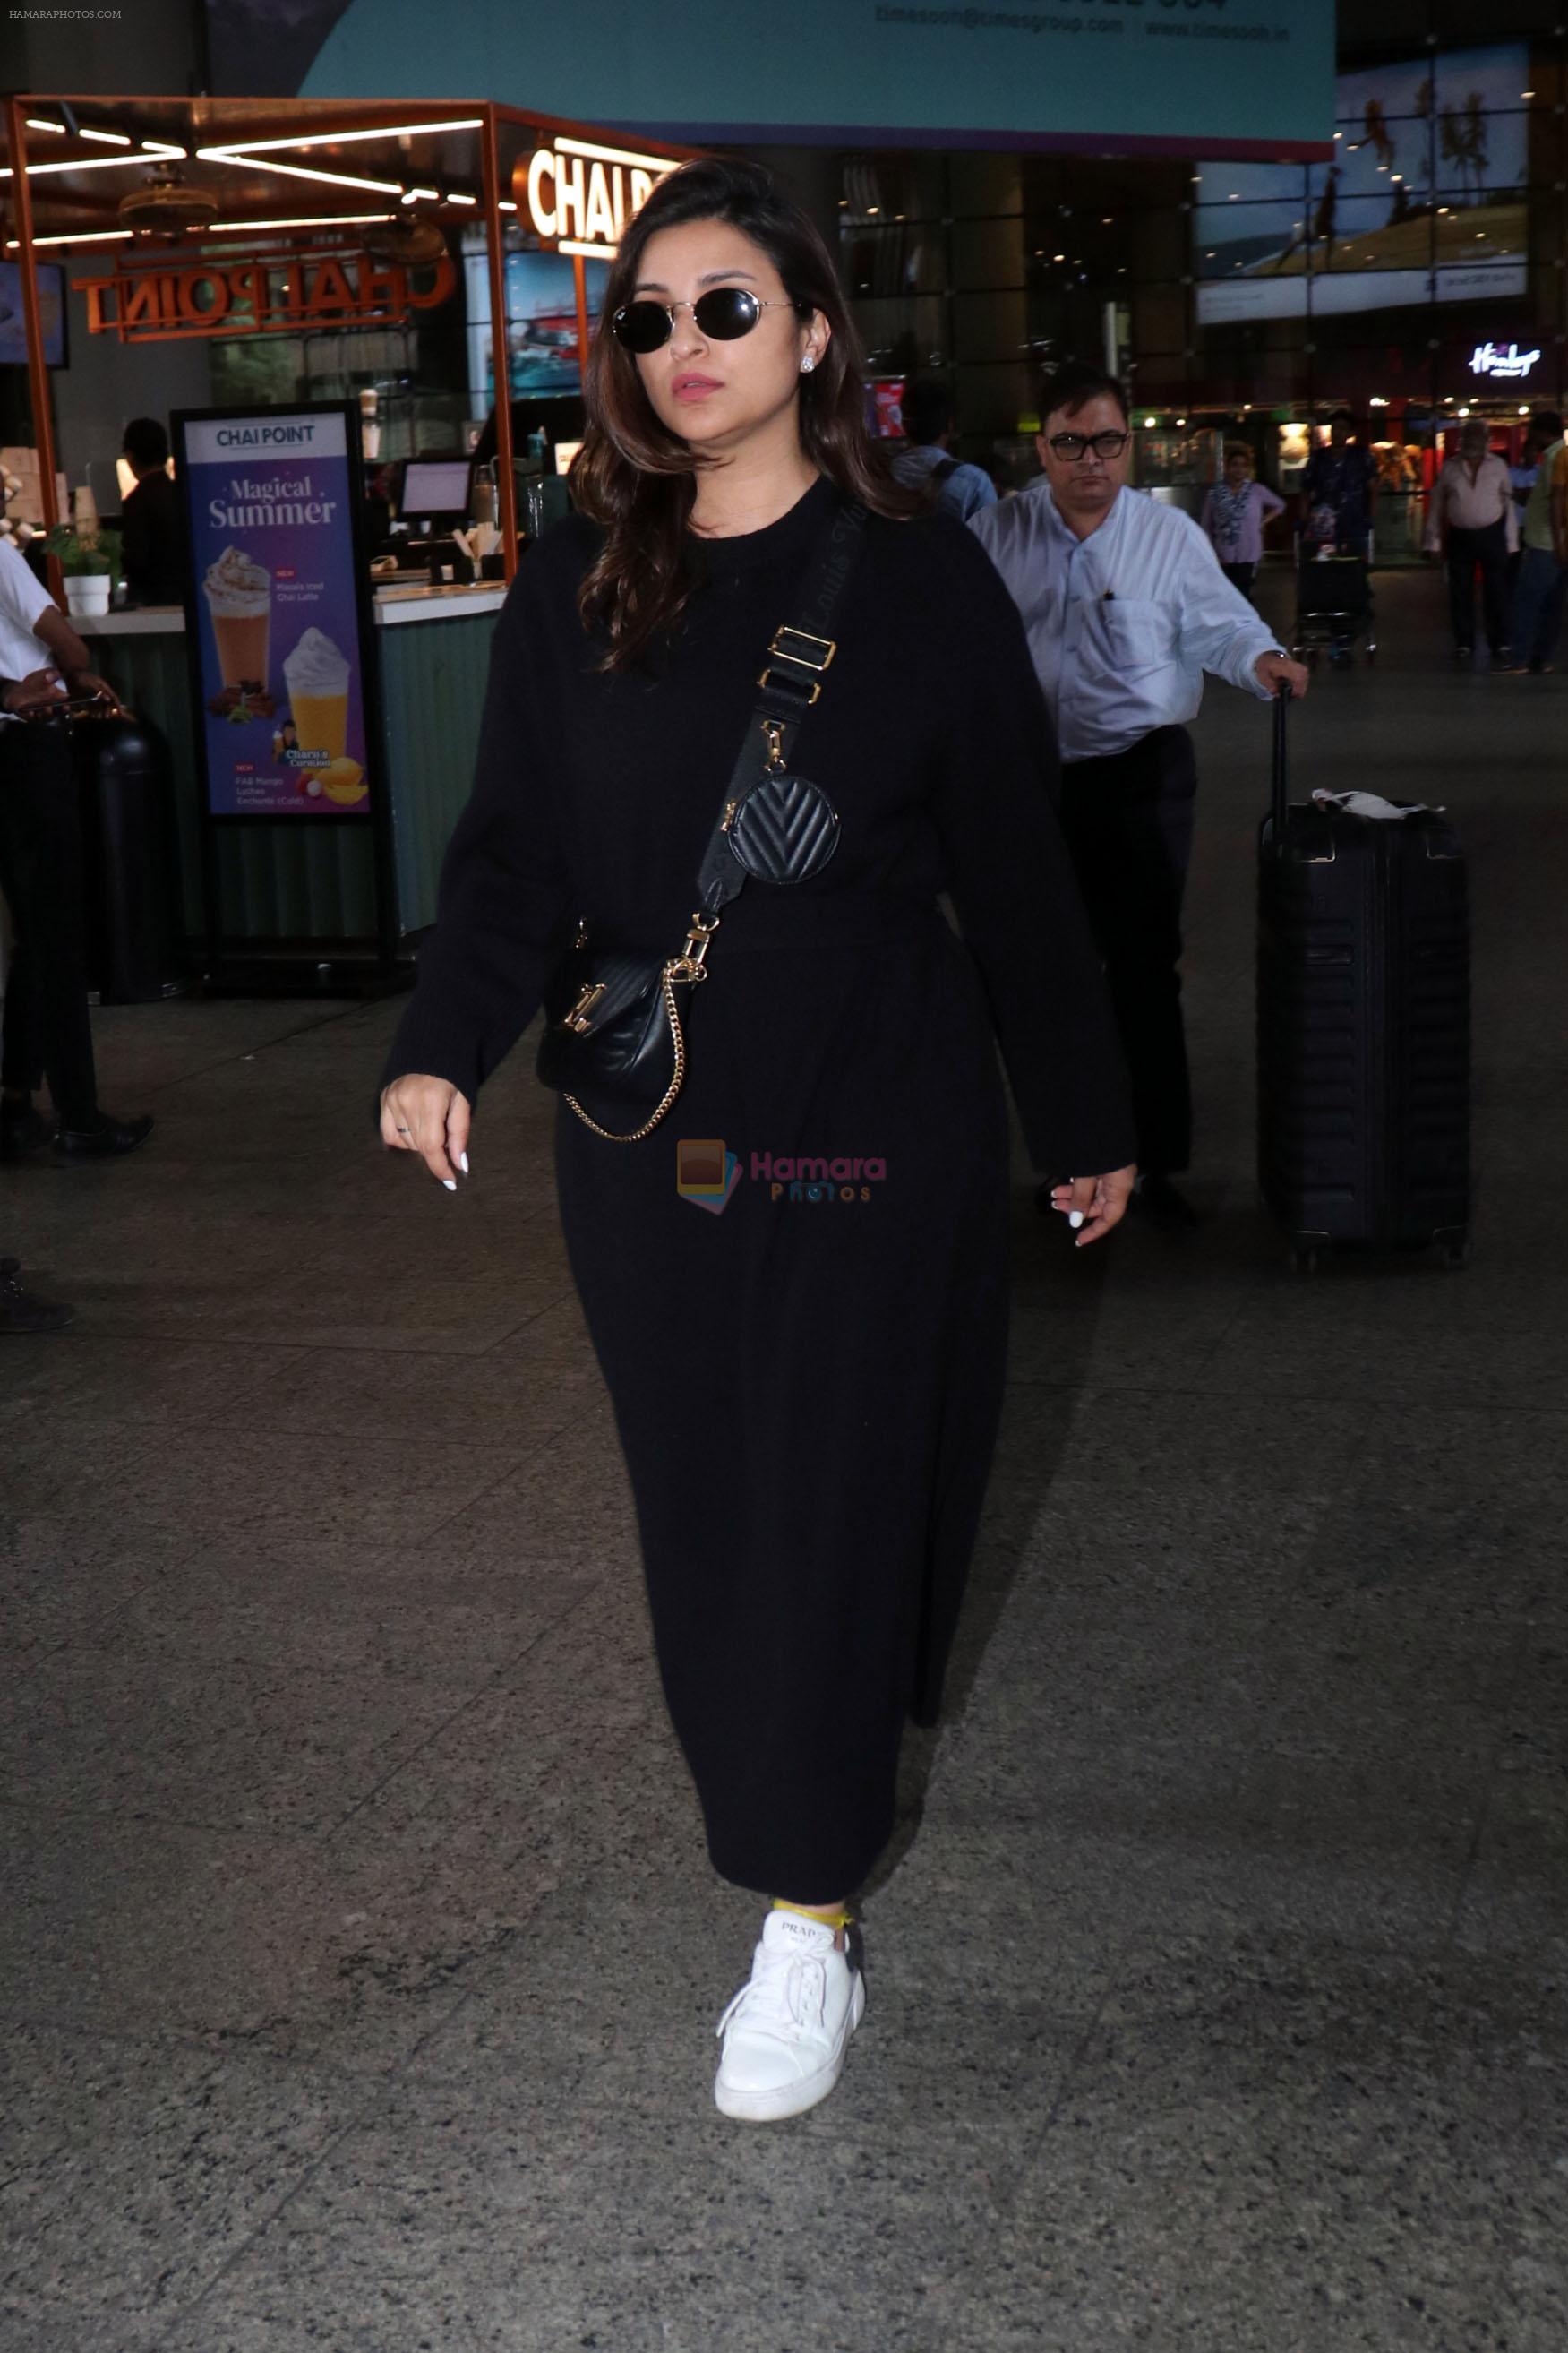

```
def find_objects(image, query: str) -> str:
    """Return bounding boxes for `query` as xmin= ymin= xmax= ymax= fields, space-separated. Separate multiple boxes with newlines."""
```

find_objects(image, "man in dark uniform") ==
xmin=119 ymin=417 xmax=184 ymax=606
xmin=0 ymin=537 xmax=152 ymax=1159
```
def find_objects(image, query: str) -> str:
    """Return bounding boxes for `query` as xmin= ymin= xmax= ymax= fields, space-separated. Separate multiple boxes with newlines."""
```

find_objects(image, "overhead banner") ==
xmin=174 ymin=405 xmax=375 ymax=820
xmin=210 ymin=0 xmax=1336 ymax=159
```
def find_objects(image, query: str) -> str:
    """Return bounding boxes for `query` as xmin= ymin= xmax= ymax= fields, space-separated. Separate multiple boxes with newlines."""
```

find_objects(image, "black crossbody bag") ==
xmin=536 ymin=497 xmax=868 ymax=1141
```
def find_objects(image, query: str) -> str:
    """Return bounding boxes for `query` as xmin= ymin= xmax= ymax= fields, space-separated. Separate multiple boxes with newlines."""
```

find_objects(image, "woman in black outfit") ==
xmin=381 ymin=160 xmax=1135 ymax=2124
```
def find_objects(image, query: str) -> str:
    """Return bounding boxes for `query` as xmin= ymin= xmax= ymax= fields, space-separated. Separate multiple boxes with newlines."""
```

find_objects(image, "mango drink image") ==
xmin=282 ymin=626 xmax=353 ymax=763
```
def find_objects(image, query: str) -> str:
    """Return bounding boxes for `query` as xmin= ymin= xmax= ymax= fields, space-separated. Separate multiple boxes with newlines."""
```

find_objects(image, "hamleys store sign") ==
xmin=73 ymin=244 xmax=456 ymax=342
xmin=517 ymin=137 xmax=677 ymax=260
xmin=1469 ymin=340 xmax=1542 ymax=381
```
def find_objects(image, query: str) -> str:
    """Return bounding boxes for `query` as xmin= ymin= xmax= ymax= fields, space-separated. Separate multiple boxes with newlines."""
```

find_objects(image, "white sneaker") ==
xmin=714 ymin=1908 xmax=865 ymax=2123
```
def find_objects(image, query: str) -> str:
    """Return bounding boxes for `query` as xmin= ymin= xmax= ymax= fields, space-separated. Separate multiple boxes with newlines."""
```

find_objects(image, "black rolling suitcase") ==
xmin=1257 ymin=691 xmax=1469 ymax=1272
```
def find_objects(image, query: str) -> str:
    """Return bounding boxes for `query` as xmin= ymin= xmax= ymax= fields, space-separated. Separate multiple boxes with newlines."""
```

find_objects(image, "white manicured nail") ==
xmin=443 ymin=1178 xmax=457 ymax=1191
xmin=1068 ymin=1210 xmax=1085 ymax=1229
xmin=458 ymin=1152 xmax=469 ymax=1174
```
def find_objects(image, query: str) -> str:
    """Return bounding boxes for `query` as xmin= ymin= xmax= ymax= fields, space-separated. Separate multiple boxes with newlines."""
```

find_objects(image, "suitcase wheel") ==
xmin=1286 ymin=1241 xmax=1323 ymax=1276
xmin=1435 ymin=1232 xmax=1471 ymax=1273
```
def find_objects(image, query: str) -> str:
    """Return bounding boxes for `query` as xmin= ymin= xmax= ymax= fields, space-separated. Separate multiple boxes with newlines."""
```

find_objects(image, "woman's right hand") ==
xmin=380 ymin=1075 xmax=471 ymax=1189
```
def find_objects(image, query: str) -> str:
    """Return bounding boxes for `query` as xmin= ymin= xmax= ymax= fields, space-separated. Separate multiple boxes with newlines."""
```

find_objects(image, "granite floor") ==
xmin=2 ymin=565 xmax=1565 ymax=2351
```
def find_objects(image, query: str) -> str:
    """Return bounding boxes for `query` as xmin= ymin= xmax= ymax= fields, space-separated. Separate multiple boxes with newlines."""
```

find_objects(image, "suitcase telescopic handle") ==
xmin=1272 ymin=683 xmax=1292 ymax=840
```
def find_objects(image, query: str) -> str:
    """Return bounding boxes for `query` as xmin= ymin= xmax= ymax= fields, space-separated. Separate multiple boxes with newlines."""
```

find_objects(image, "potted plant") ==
xmin=45 ymin=524 xmax=123 ymax=620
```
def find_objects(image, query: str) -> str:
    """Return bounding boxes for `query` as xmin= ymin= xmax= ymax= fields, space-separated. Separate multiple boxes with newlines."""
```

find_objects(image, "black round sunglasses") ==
xmin=611 ymin=287 xmax=810 ymax=354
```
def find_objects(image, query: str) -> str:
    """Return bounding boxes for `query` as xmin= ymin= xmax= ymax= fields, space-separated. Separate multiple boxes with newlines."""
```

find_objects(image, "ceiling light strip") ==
xmin=553 ymin=135 xmax=675 ymax=171
xmin=205 ymin=211 xmax=399 ymax=233
xmin=4 ymin=228 xmax=136 ymax=248
xmin=195 ymin=150 xmax=405 ymax=196
xmin=199 ymin=117 xmax=484 ymax=159
xmin=1 ymin=152 xmax=181 ymax=179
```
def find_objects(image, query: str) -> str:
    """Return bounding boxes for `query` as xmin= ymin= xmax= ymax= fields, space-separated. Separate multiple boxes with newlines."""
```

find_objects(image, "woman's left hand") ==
xmin=1048 ymin=1164 xmax=1136 ymax=1247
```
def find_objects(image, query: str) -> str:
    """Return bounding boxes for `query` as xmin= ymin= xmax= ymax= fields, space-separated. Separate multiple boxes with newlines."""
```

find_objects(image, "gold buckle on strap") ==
xmin=756 ymin=623 xmax=836 ymax=704
xmin=768 ymin=625 xmax=836 ymax=674
xmin=756 ymin=666 xmax=821 ymax=704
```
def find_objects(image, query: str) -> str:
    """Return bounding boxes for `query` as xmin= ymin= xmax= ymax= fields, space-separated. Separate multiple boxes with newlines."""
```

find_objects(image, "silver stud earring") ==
xmin=801 ymin=356 xmax=816 ymax=374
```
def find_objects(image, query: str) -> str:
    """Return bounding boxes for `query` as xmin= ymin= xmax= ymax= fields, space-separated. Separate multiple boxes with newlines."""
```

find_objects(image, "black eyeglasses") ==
xmin=1048 ymin=430 xmax=1131 ymax=462
xmin=611 ymin=288 xmax=809 ymax=353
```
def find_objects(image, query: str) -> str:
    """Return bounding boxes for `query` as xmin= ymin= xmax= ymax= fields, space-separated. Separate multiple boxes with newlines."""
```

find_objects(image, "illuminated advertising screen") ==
xmin=463 ymin=247 xmax=612 ymax=408
xmin=1195 ymin=43 xmax=1529 ymax=322
xmin=176 ymin=406 xmax=376 ymax=820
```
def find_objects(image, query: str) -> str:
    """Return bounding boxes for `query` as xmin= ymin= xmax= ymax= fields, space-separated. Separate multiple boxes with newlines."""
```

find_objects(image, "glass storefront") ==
xmin=832 ymin=26 xmax=1568 ymax=551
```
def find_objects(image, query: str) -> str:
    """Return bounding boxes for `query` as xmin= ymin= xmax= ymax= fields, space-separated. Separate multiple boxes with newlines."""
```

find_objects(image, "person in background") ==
xmin=1201 ymin=442 xmax=1285 ymax=603
xmin=890 ymin=379 xmax=998 ymax=522
xmin=1424 ymin=418 xmax=1517 ymax=667
xmin=971 ymin=358 xmax=1309 ymax=1232
xmin=1300 ymin=410 xmax=1376 ymax=556
xmin=1504 ymin=409 xmax=1568 ymax=676
xmin=0 ymin=537 xmax=153 ymax=1161
xmin=119 ymin=417 xmax=184 ymax=607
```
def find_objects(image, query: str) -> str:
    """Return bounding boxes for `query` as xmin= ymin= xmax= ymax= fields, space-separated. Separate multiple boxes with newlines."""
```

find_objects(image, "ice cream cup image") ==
xmin=283 ymin=626 xmax=353 ymax=762
xmin=203 ymin=545 xmax=271 ymax=690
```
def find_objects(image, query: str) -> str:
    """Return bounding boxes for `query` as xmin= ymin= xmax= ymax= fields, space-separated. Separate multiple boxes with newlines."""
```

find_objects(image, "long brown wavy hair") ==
xmin=571 ymin=157 xmax=919 ymax=670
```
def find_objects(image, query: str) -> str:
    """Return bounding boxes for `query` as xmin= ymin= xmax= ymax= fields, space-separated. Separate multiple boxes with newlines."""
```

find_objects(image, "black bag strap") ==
xmin=693 ymin=496 xmax=869 ymax=915
xmin=930 ymin=456 xmax=959 ymax=484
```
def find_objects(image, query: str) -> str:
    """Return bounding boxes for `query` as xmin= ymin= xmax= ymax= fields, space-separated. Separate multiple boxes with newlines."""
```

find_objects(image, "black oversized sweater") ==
xmin=382 ymin=478 xmax=1135 ymax=1179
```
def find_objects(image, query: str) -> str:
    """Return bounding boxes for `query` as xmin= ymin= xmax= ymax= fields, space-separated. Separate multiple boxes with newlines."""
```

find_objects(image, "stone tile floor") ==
xmin=2 ymin=570 xmax=1564 ymax=2349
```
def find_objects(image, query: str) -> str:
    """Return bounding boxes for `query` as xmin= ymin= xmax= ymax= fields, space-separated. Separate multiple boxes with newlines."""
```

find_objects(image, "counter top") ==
xmin=73 ymin=605 xmax=185 ymax=637
xmin=372 ymin=582 xmax=508 ymax=625
xmin=73 ymin=582 xmax=509 ymax=637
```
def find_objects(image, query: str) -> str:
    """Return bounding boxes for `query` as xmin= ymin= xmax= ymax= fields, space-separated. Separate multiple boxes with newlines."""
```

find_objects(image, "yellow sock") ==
xmin=772 ymin=1898 xmax=853 ymax=1930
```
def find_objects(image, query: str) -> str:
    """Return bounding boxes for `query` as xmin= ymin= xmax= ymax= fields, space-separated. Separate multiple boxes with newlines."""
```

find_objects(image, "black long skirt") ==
xmin=554 ymin=899 xmax=1010 ymax=1902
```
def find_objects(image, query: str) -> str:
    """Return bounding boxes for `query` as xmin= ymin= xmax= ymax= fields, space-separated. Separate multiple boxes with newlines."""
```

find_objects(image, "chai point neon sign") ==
xmin=1469 ymin=341 xmax=1542 ymax=381
xmin=517 ymin=137 xmax=677 ymax=260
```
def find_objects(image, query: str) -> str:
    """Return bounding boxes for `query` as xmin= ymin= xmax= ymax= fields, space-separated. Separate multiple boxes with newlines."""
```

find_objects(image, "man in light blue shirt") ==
xmin=971 ymin=361 xmax=1307 ymax=1228
xmin=891 ymin=380 xmax=998 ymax=524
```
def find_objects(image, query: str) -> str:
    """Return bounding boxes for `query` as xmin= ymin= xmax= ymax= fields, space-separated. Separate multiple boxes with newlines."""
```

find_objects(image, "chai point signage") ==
xmin=174 ymin=405 xmax=377 ymax=820
xmin=1469 ymin=341 xmax=1542 ymax=381
xmin=73 ymin=244 xmax=455 ymax=344
xmin=518 ymin=137 xmax=679 ymax=260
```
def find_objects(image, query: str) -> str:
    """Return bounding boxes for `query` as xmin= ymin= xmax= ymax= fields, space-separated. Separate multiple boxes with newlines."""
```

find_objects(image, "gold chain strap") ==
xmin=563 ymin=963 xmax=687 ymax=1142
xmin=561 ymin=912 xmax=718 ymax=1143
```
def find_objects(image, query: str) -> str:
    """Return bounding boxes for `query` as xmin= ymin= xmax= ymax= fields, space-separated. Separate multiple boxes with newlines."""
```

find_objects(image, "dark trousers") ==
xmin=1060 ymin=726 xmax=1197 ymax=1177
xmin=1444 ymin=521 xmax=1511 ymax=655
xmin=1509 ymin=545 xmax=1568 ymax=668
xmin=1221 ymin=561 xmax=1256 ymax=603
xmin=0 ymin=721 xmax=99 ymax=1128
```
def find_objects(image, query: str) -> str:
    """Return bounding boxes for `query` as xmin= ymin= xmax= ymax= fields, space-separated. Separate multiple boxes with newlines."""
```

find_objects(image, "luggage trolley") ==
xmin=1291 ymin=529 xmax=1376 ymax=668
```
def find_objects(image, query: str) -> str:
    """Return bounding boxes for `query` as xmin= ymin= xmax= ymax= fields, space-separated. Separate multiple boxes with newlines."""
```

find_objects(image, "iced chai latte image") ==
xmin=282 ymin=626 xmax=352 ymax=762
xmin=203 ymin=546 xmax=271 ymax=691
